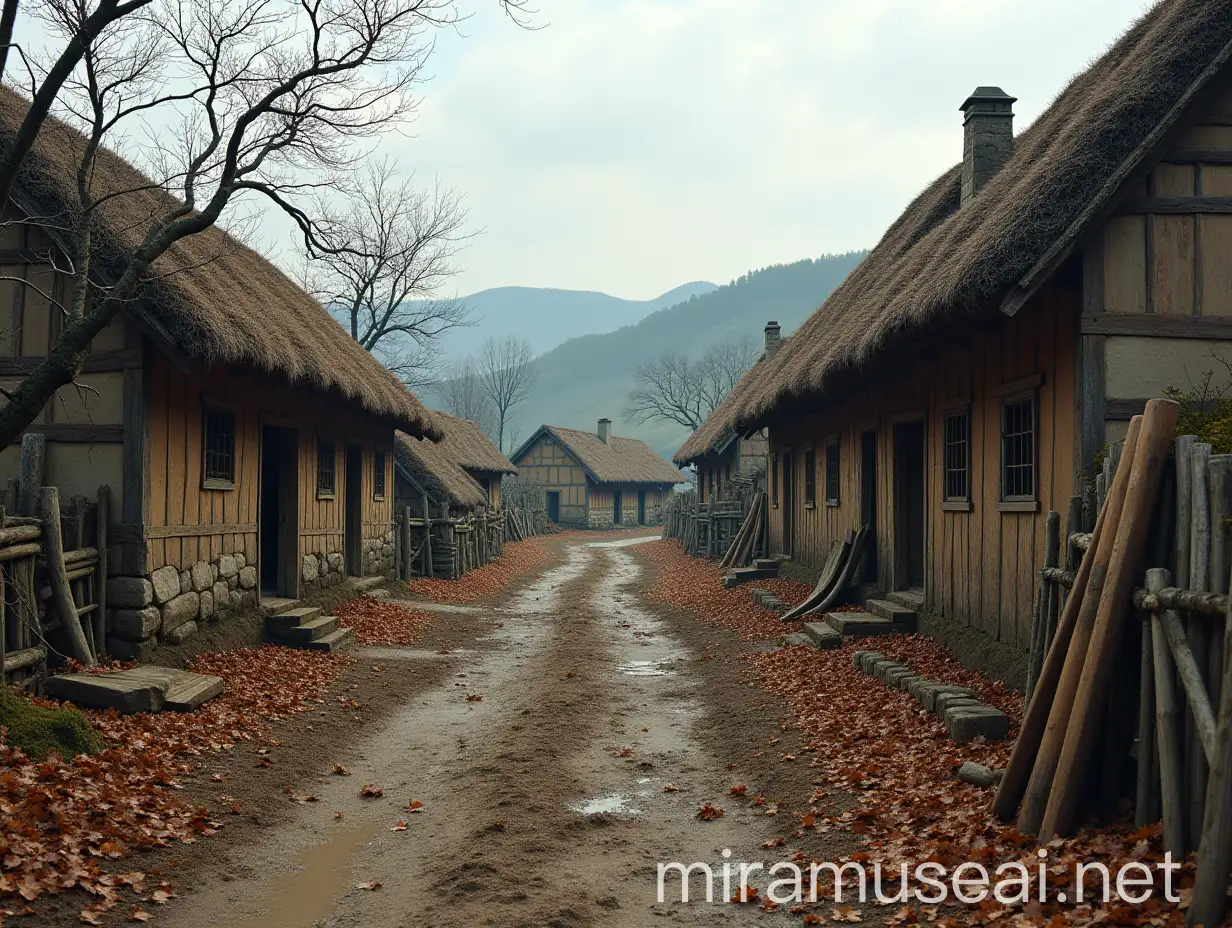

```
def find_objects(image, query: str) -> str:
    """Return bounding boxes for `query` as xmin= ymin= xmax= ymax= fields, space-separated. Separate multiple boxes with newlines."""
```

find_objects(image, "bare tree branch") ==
xmin=624 ymin=337 xmax=759 ymax=431
xmin=475 ymin=335 xmax=537 ymax=454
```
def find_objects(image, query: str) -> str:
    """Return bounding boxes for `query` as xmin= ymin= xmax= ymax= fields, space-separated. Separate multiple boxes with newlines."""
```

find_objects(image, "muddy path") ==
xmin=157 ymin=535 xmax=832 ymax=927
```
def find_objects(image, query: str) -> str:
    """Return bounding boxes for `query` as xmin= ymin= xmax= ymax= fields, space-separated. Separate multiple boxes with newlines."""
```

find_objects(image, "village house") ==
xmin=393 ymin=412 xmax=516 ymax=518
xmin=673 ymin=322 xmax=779 ymax=499
xmin=684 ymin=1 xmax=1232 ymax=650
xmin=511 ymin=419 xmax=682 ymax=527
xmin=0 ymin=88 xmax=440 ymax=656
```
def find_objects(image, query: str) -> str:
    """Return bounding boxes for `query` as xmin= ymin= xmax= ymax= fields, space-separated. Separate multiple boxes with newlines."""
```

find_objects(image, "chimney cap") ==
xmin=765 ymin=320 xmax=780 ymax=328
xmin=960 ymin=86 xmax=1017 ymax=112
xmin=598 ymin=417 xmax=612 ymax=424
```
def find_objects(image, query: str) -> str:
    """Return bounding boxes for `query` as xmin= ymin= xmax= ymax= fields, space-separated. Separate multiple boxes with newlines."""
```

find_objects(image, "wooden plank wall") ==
xmin=144 ymin=351 xmax=393 ymax=574
xmin=766 ymin=288 xmax=1079 ymax=649
xmin=513 ymin=435 xmax=588 ymax=524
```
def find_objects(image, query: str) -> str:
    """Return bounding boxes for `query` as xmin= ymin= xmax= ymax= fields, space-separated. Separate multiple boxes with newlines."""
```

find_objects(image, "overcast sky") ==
xmin=274 ymin=0 xmax=1153 ymax=299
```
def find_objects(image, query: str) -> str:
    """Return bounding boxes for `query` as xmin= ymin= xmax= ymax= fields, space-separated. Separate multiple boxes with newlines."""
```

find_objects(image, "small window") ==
xmin=203 ymin=406 xmax=235 ymax=487
xmin=374 ymin=449 xmax=387 ymax=499
xmin=771 ymin=454 xmax=779 ymax=507
xmin=803 ymin=447 xmax=817 ymax=507
xmin=943 ymin=410 xmax=970 ymax=504
xmin=317 ymin=438 xmax=336 ymax=497
xmin=825 ymin=440 xmax=840 ymax=505
xmin=1002 ymin=394 xmax=1036 ymax=501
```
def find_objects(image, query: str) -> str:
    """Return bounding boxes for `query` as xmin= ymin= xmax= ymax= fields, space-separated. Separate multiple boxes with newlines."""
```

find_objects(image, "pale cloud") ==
xmin=256 ymin=0 xmax=1155 ymax=297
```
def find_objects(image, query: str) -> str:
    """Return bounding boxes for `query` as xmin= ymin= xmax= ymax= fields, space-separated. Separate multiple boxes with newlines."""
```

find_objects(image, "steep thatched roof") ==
xmin=394 ymin=430 xmax=488 ymax=510
xmin=691 ymin=0 xmax=1232 ymax=443
xmin=514 ymin=425 xmax=683 ymax=486
xmin=432 ymin=412 xmax=517 ymax=476
xmin=0 ymin=87 xmax=439 ymax=438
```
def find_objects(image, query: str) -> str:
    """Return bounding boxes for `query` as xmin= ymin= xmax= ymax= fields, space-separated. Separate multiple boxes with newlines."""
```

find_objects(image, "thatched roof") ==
xmin=515 ymin=425 xmax=683 ymax=486
xmin=689 ymin=0 xmax=1232 ymax=443
xmin=432 ymin=412 xmax=517 ymax=476
xmin=394 ymin=430 xmax=488 ymax=510
xmin=0 ymin=87 xmax=439 ymax=438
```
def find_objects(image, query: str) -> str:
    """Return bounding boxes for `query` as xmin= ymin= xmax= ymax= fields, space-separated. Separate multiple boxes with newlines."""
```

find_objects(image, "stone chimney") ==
xmin=764 ymin=321 xmax=782 ymax=357
xmin=960 ymin=86 xmax=1016 ymax=206
xmin=597 ymin=418 xmax=611 ymax=444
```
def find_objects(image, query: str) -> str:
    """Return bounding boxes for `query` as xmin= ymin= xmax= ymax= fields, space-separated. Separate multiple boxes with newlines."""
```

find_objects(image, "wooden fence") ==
xmin=663 ymin=476 xmax=765 ymax=565
xmin=391 ymin=497 xmax=550 ymax=582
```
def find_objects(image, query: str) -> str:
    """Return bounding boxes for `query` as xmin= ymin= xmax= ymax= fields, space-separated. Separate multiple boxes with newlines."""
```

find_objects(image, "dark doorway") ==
xmin=345 ymin=443 xmax=363 ymax=575
xmin=613 ymin=490 xmax=623 ymax=525
xmin=893 ymin=421 xmax=926 ymax=590
xmin=259 ymin=426 xmax=299 ymax=597
xmin=546 ymin=491 xmax=561 ymax=523
xmin=781 ymin=450 xmax=795 ymax=556
xmin=860 ymin=430 xmax=878 ymax=582
xmin=637 ymin=490 xmax=646 ymax=525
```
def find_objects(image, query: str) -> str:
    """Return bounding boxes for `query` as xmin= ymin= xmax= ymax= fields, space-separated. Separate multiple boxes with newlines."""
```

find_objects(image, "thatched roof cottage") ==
xmin=394 ymin=412 xmax=516 ymax=517
xmin=511 ymin=420 xmax=683 ymax=527
xmin=685 ymin=0 xmax=1232 ymax=649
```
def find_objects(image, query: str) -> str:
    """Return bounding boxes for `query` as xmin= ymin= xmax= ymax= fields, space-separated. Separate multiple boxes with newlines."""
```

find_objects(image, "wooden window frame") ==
xmin=202 ymin=403 xmax=236 ymax=491
xmin=940 ymin=403 xmax=972 ymax=512
xmin=373 ymin=447 xmax=387 ymax=500
xmin=803 ymin=445 xmax=817 ymax=509
xmin=316 ymin=436 xmax=337 ymax=499
xmin=824 ymin=438 xmax=840 ymax=507
xmin=998 ymin=389 xmax=1040 ymax=513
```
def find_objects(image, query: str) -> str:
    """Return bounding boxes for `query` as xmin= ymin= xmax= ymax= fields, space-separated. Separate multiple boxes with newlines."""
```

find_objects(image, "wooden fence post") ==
xmin=1149 ymin=568 xmax=1187 ymax=858
xmin=40 ymin=487 xmax=94 ymax=667
xmin=18 ymin=434 xmax=44 ymax=517
xmin=96 ymin=486 xmax=109 ymax=658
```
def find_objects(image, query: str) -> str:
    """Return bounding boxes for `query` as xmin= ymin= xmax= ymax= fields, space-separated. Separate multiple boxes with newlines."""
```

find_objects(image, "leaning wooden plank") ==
xmin=3 ymin=646 xmax=44 ymax=673
xmin=779 ymin=536 xmax=848 ymax=623
xmin=995 ymin=416 xmax=1140 ymax=826
xmin=1190 ymin=560 xmax=1232 ymax=928
xmin=1160 ymin=606 xmax=1219 ymax=763
xmin=45 ymin=672 xmax=165 ymax=714
xmin=1149 ymin=569 xmax=1187 ymax=858
xmin=1040 ymin=398 xmax=1178 ymax=841
xmin=811 ymin=524 xmax=870 ymax=616
xmin=40 ymin=488 xmax=94 ymax=668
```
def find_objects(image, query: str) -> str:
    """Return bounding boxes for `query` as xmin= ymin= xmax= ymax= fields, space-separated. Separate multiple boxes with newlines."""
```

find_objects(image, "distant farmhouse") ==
xmin=511 ymin=419 xmax=683 ymax=528
xmin=394 ymin=411 xmax=517 ymax=517
xmin=0 ymin=86 xmax=438 ymax=655
xmin=679 ymin=1 xmax=1232 ymax=650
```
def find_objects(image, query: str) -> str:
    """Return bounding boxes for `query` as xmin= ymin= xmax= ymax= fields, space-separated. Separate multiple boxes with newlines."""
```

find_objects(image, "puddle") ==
xmin=225 ymin=821 xmax=379 ymax=928
xmin=570 ymin=793 xmax=639 ymax=816
xmin=616 ymin=659 xmax=674 ymax=677
xmin=585 ymin=535 xmax=661 ymax=549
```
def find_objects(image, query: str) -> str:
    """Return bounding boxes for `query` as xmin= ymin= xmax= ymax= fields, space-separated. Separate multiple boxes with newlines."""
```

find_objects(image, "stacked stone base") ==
xmin=361 ymin=529 xmax=396 ymax=580
xmin=302 ymin=551 xmax=345 ymax=589
xmin=107 ymin=552 xmax=259 ymax=660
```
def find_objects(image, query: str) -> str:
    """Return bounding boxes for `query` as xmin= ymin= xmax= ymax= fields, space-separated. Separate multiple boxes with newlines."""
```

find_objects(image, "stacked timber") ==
xmin=664 ymin=476 xmax=765 ymax=565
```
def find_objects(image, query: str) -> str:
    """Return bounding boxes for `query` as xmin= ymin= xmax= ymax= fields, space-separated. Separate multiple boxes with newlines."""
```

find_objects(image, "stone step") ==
xmin=802 ymin=622 xmax=842 ymax=649
xmin=45 ymin=667 xmax=224 ymax=714
xmin=120 ymin=666 xmax=226 ymax=711
xmin=782 ymin=632 xmax=815 ymax=649
xmin=265 ymin=605 xmax=323 ymax=633
xmin=351 ymin=576 xmax=386 ymax=592
xmin=298 ymin=626 xmax=356 ymax=653
xmin=273 ymin=614 xmax=338 ymax=644
xmin=865 ymin=599 xmax=918 ymax=628
xmin=824 ymin=611 xmax=912 ymax=637
xmin=752 ymin=558 xmax=782 ymax=572
xmin=260 ymin=596 xmax=302 ymax=616
xmin=886 ymin=589 xmax=925 ymax=611
xmin=722 ymin=567 xmax=778 ymax=588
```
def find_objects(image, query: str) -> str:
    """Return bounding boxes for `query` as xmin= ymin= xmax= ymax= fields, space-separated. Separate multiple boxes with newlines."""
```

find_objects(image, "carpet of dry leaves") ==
xmin=638 ymin=540 xmax=1196 ymax=927
xmin=334 ymin=598 xmax=433 ymax=646
xmin=0 ymin=646 xmax=346 ymax=924
xmin=404 ymin=536 xmax=559 ymax=604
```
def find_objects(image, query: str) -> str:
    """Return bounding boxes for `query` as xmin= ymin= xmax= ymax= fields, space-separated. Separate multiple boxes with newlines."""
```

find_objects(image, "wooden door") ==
xmin=547 ymin=491 xmax=560 ymax=523
xmin=782 ymin=450 xmax=794 ymax=556
xmin=860 ymin=430 xmax=878 ymax=582
xmin=638 ymin=490 xmax=646 ymax=525
xmin=345 ymin=443 xmax=362 ymax=575
xmin=259 ymin=425 xmax=299 ymax=598
xmin=892 ymin=421 xmax=926 ymax=590
xmin=613 ymin=490 xmax=623 ymax=525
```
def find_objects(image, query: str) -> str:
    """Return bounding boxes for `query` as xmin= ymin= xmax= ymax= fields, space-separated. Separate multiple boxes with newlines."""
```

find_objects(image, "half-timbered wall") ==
xmin=1082 ymin=72 xmax=1232 ymax=467
xmin=587 ymin=483 xmax=670 ymax=527
xmin=767 ymin=287 xmax=1079 ymax=650
xmin=513 ymin=435 xmax=589 ymax=526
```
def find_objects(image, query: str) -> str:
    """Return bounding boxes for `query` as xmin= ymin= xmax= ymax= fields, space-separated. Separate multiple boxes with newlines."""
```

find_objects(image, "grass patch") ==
xmin=0 ymin=687 xmax=103 ymax=760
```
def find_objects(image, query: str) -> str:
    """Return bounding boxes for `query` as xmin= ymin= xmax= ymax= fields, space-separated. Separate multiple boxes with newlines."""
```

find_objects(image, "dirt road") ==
xmin=163 ymin=535 xmax=842 ymax=927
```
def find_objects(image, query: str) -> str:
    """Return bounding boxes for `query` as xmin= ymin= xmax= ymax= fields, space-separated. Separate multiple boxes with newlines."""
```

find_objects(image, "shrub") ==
xmin=0 ymin=687 xmax=104 ymax=760
xmin=1166 ymin=370 xmax=1232 ymax=454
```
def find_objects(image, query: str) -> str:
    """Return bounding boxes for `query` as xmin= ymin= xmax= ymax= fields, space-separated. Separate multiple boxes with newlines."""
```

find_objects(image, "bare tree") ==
xmin=439 ymin=355 xmax=494 ymax=436
xmin=306 ymin=158 xmax=472 ymax=388
xmin=476 ymin=334 xmax=537 ymax=453
xmin=625 ymin=336 xmax=760 ymax=430
xmin=0 ymin=0 xmax=530 ymax=449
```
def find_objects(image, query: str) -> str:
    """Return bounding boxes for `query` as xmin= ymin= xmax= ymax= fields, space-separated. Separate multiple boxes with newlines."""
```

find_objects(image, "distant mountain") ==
xmin=488 ymin=252 xmax=867 ymax=461
xmin=426 ymin=281 xmax=718 ymax=359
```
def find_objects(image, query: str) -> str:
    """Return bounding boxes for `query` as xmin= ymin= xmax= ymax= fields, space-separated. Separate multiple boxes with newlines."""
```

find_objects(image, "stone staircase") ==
xmin=263 ymin=599 xmax=355 ymax=652
xmin=822 ymin=588 xmax=921 ymax=639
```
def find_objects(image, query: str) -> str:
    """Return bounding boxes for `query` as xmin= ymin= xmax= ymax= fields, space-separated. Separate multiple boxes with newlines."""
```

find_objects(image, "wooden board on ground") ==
xmin=45 ymin=667 xmax=224 ymax=714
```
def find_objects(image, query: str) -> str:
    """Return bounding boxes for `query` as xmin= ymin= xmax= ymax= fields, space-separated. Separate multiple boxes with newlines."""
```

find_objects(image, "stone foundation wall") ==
xmin=107 ymin=551 xmax=259 ymax=660
xmin=587 ymin=506 xmax=614 ymax=529
xmin=302 ymin=551 xmax=345 ymax=590
xmin=362 ymin=528 xmax=396 ymax=578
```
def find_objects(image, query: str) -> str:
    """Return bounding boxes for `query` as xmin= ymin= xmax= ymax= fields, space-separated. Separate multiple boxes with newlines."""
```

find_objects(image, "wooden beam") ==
xmin=1082 ymin=312 xmax=1232 ymax=338
xmin=1080 ymin=334 xmax=1106 ymax=473
xmin=9 ymin=424 xmax=124 ymax=444
xmin=1167 ymin=149 xmax=1232 ymax=165
xmin=143 ymin=521 xmax=258 ymax=539
xmin=0 ymin=349 xmax=142 ymax=376
xmin=1119 ymin=195 xmax=1232 ymax=214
